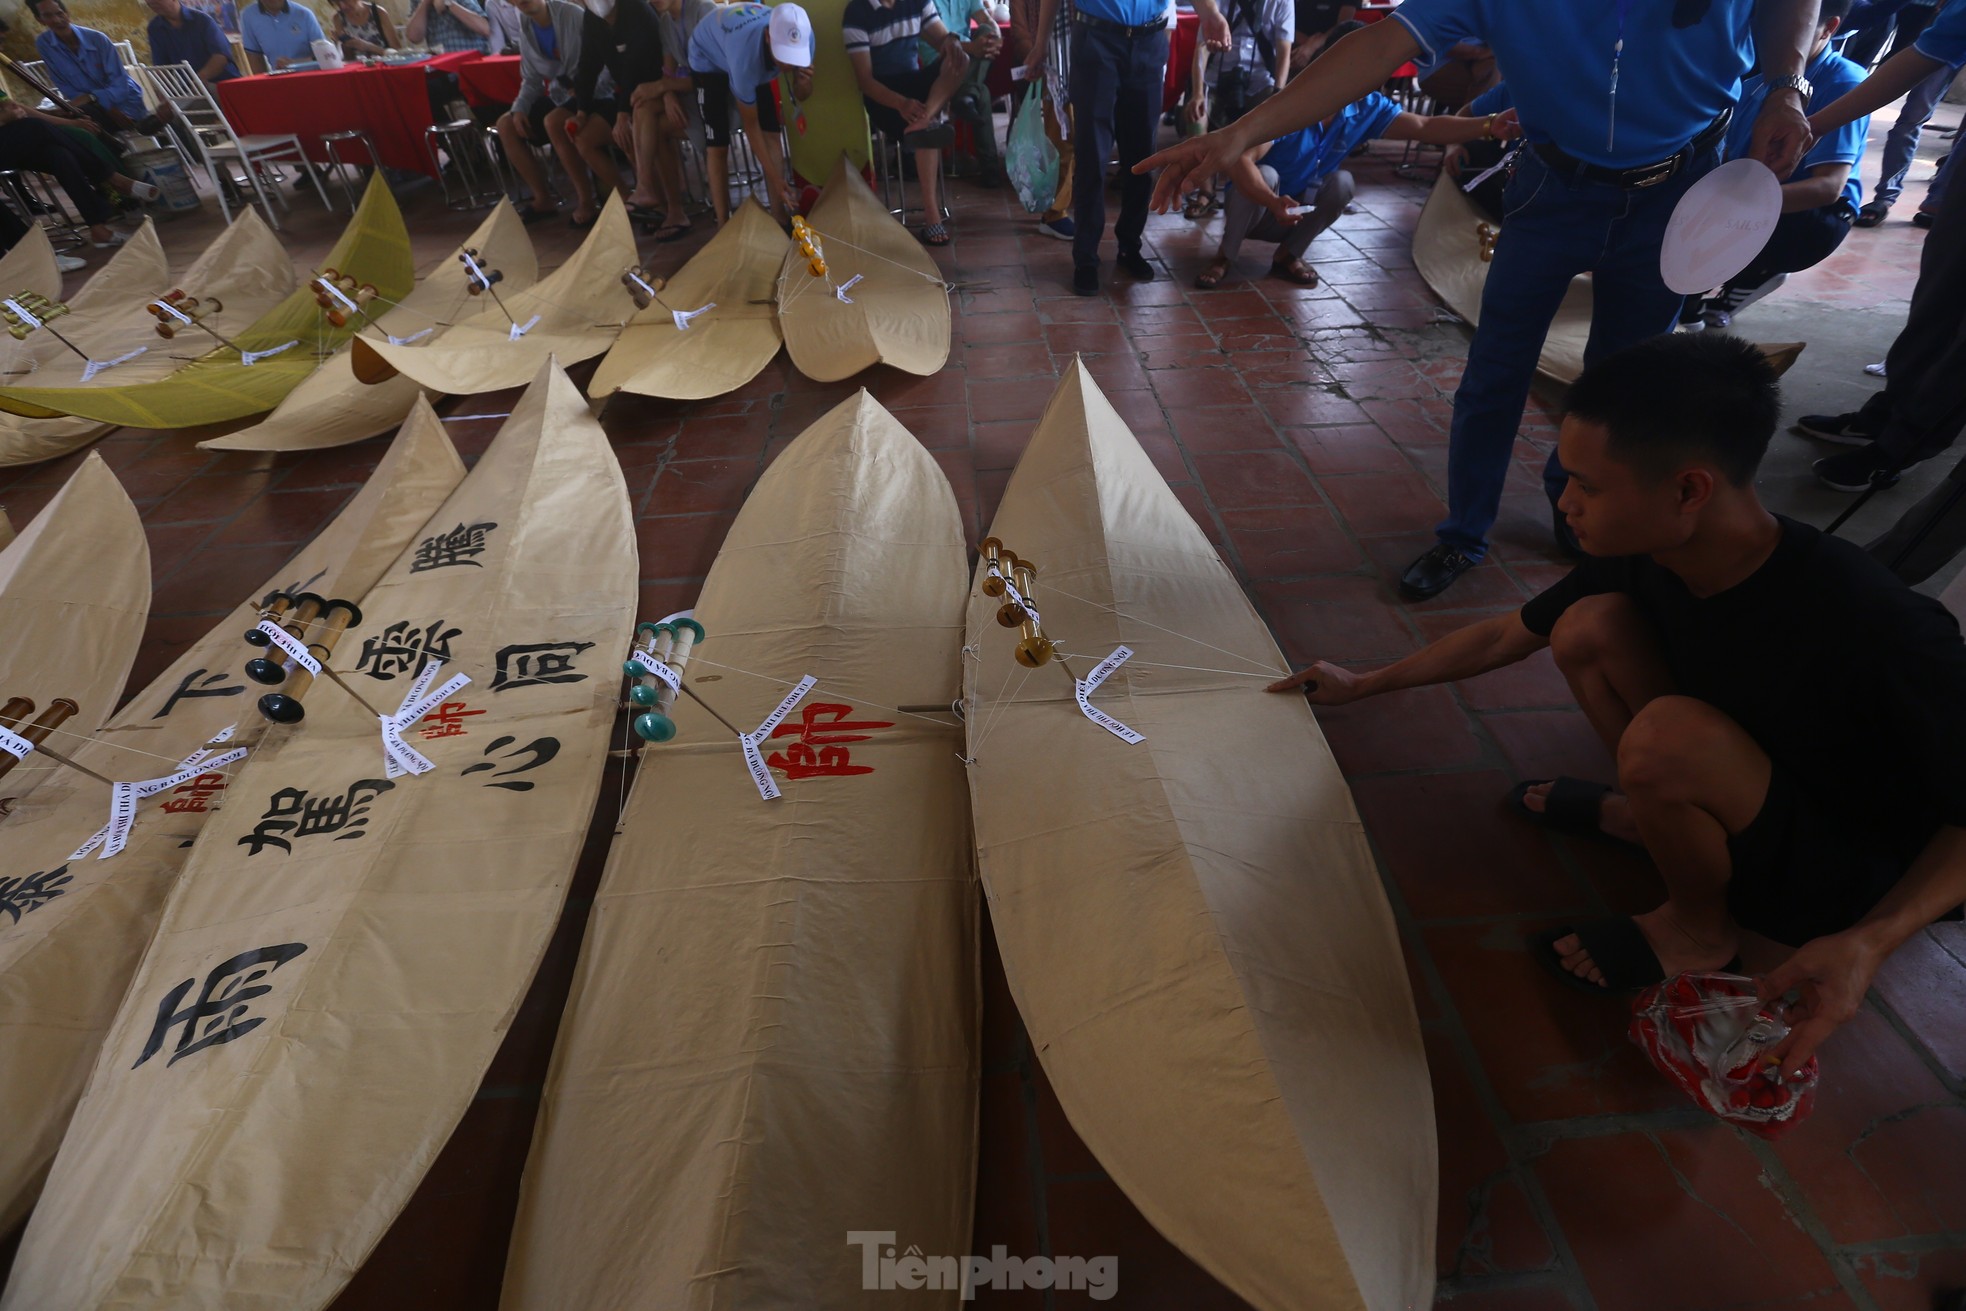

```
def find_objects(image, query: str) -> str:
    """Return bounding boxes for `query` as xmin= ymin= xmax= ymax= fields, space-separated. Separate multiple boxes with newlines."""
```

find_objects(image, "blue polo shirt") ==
xmin=149 ymin=7 xmax=239 ymax=79
xmin=1914 ymin=0 xmax=1966 ymax=65
xmin=1394 ymin=0 xmax=1755 ymax=170
xmin=1260 ymin=90 xmax=1401 ymax=196
xmin=37 ymin=25 xmax=149 ymax=119
xmin=239 ymin=0 xmax=326 ymax=64
xmin=1727 ymin=46 xmax=1869 ymax=211
xmin=1072 ymin=0 xmax=1162 ymax=28
xmin=688 ymin=1 xmax=803 ymax=103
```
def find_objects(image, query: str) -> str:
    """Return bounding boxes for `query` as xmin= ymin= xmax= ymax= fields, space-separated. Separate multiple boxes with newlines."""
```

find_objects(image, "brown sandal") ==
xmin=1270 ymin=257 xmax=1318 ymax=287
xmin=1195 ymin=258 xmax=1231 ymax=290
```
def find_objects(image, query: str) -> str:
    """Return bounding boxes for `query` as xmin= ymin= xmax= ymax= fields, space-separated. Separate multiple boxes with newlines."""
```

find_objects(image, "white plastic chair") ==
xmin=114 ymin=40 xmax=137 ymax=66
xmin=134 ymin=60 xmax=329 ymax=229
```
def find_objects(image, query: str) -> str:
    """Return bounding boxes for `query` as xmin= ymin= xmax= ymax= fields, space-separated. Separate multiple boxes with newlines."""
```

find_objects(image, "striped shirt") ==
xmin=843 ymin=0 xmax=942 ymax=77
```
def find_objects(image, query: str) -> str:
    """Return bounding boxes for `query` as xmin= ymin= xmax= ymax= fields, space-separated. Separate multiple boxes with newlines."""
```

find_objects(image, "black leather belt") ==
xmin=1072 ymin=11 xmax=1169 ymax=37
xmin=1533 ymin=108 xmax=1732 ymax=190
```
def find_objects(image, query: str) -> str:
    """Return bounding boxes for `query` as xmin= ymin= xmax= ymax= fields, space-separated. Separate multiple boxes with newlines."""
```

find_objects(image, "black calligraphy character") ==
xmin=132 ymin=943 xmax=309 ymax=1069
xmin=410 ymin=521 xmax=499 ymax=573
xmin=237 ymin=780 xmax=393 ymax=855
xmin=0 ymin=865 xmax=72 ymax=925
xmin=460 ymin=736 xmax=561 ymax=790
xmin=354 ymin=619 xmax=460 ymax=681
xmin=152 ymin=667 xmax=247 ymax=719
xmin=489 ymin=641 xmax=595 ymax=692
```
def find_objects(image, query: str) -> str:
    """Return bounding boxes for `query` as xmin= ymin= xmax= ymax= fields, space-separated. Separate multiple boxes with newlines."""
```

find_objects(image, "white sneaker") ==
xmin=55 ymin=253 xmax=85 ymax=273
xmin=131 ymin=180 xmax=162 ymax=202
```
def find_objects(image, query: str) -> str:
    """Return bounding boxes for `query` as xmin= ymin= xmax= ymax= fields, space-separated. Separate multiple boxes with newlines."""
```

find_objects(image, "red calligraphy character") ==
xmin=418 ymin=700 xmax=486 ymax=741
xmin=161 ymin=772 xmax=228 ymax=814
xmin=765 ymin=703 xmax=892 ymax=780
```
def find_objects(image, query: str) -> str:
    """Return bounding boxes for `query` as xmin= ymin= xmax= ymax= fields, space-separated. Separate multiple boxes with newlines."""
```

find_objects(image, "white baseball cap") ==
xmin=769 ymin=3 xmax=813 ymax=68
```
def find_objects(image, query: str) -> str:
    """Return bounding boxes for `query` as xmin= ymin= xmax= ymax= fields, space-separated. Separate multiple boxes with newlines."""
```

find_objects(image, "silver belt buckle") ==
xmin=1629 ymin=159 xmax=1676 ymax=188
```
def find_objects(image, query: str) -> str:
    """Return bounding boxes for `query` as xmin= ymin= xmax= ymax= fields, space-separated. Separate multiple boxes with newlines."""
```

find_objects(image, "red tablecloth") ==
xmin=458 ymin=53 xmax=520 ymax=109
xmin=217 ymin=49 xmax=484 ymax=176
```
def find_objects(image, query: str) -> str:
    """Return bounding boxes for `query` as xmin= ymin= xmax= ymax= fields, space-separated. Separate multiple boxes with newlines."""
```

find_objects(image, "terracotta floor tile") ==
xmin=1533 ymin=1128 xmax=1844 ymax=1311
xmin=1204 ymin=460 xmax=1350 ymax=543
xmin=1314 ymin=686 xmax=1487 ymax=776
xmin=1257 ymin=388 xmax=1373 ymax=429
xmin=1190 ymin=450 xmax=1321 ymax=510
xmin=1250 ymin=575 xmax=1417 ymax=666
xmin=1353 ymin=772 xmax=1583 ymax=920
xmin=1358 ymin=533 xmax=1528 ymax=610
xmin=1427 ymin=1031 xmax=1556 ymax=1279
xmin=1432 ymin=1286 xmax=1579 ymax=1310
xmin=1029 ymin=1058 xmax=1105 ymax=1180
xmin=1425 ymin=921 xmax=1686 ymax=1122
xmin=974 ymin=420 xmax=1034 ymax=473
xmin=1079 ymin=352 xmax=1155 ymax=394
xmin=636 ymin=512 xmax=737 ymax=580
xmin=151 ymin=545 xmax=293 ymax=617
xmin=869 ymin=366 xmax=971 ymax=409
xmin=1164 ymin=403 xmax=1281 ymax=454
xmin=665 ymin=413 xmax=770 ymax=461
xmin=1770 ymin=1005 xmax=1966 ymax=1244
xmin=1036 ymin=296 xmax=1120 ymax=325
xmin=1191 ymin=288 xmax=1275 ymax=322
xmin=1042 ymin=1176 xmax=1254 ymax=1309
xmin=636 ymin=579 xmax=702 ymax=622
xmin=968 ymin=342 xmax=1061 ymax=381
xmin=1171 ymin=483 xmax=1225 ymax=547
xmin=1853 ymin=1245 xmax=1966 ymax=1311
xmin=209 ymin=486 xmax=353 ymax=549
xmin=887 ymin=403 xmax=972 ymax=451
xmin=1150 ymin=366 xmax=1252 ymax=410
xmin=1481 ymin=710 xmax=1617 ymax=792
xmin=1321 ymin=471 xmax=1448 ymax=539
xmin=1446 ymin=649 xmax=1575 ymax=714
xmin=1139 ymin=341 xmax=1226 ymax=370
xmin=1044 ymin=322 xmax=1130 ymax=355
xmin=1288 ymin=424 xmax=1416 ymax=475
xmin=642 ymin=457 xmax=760 ymax=517
xmin=1871 ymin=923 xmax=1966 ymax=1085
xmin=969 ymin=380 xmax=1054 ymax=423
xmin=962 ymin=310 xmax=1045 ymax=345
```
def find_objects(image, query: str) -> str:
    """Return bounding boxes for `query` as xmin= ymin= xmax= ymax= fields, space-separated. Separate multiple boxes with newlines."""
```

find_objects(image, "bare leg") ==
xmin=627 ymin=98 xmax=663 ymax=208
xmin=652 ymin=108 xmax=687 ymax=218
xmin=1556 ymin=696 xmax=1771 ymax=984
xmin=918 ymin=49 xmax=970 ymax=123
xmin=706 ymin=143 xmax=731 ymax=223
xmin=572 ymin=115 xmax=622 ymax=216
xmin=545 ymin=109 xmax=595 ymax=217
xmin=916 ymin=146 xmax=943 ymax=225
xmin=1546 ymin=593 xmax=1678 ymax=751
xmin=496 ymin=112 xmax=555 ymax=207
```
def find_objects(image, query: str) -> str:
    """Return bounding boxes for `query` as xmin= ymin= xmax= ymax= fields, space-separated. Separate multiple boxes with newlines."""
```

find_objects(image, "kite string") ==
xmin=1054 ymin=652 xmax=1283 ymax=680
xmin=805 ymin=227 xmax=951 ymax=288
xmin=682 ymin=655 xmax=961 ymax=730
xmin=1036 ymin=580 xmax=1285 ymax=676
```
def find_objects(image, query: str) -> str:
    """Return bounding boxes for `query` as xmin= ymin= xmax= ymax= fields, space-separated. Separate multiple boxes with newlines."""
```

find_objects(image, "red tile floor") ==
xmin=1 ymin=104 xmax=1963 ymax=1310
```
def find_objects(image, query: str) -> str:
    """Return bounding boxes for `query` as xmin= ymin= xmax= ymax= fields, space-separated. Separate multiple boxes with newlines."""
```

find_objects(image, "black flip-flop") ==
xmin=1528 ymin=919 xmax=1666 ymax=994
xmin=515 ymin=203 xmax=557 ymax=225
xmin=651 ymin=221 xmax=691 ymax=243
xmin=1509 ymin=777 xmax=1644 ymax=853
xmin=569 ymin=211 xmax=598 ymax=230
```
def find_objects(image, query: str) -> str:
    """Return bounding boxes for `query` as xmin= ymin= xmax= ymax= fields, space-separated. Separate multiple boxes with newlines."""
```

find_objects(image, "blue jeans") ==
xmin=1872 ymin=57 xmax=1953 ymax=206
xmin=1068 ymin=21 xmax=1167 ymax=270
xmin=1435 ymin=144 xmax=1716 ymax=557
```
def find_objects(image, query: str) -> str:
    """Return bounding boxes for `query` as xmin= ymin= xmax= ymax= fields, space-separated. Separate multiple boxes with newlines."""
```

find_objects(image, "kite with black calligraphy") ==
xmin=962 ymin=359 xmax=1437 ymax=1311
xmin=0 ymin=360 xmax=635 ymax=1311
xmin=0 ymin=411 xmax=461 ymax=1240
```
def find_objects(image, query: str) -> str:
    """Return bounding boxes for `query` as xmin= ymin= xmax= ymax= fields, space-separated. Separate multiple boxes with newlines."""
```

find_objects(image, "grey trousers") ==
xmin=1219 ymin=165 xmax=1353 ymax=264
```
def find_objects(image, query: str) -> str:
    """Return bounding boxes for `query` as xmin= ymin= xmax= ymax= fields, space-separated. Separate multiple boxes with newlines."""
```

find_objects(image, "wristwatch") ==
xmin=1764 ymin=71 xmax=1813 ymax=103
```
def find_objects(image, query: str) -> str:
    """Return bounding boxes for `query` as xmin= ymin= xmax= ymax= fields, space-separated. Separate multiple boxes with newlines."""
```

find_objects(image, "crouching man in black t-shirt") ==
xmin=1270 ymin=332 xmax=1966 ymax=1077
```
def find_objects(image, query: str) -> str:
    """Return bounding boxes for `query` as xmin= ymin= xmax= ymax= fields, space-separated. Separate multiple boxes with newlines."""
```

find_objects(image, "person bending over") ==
xmin=1269 ymin=333 xmax=1966 ymax=1077
xmin=1684 ymin=0 xmax=1869 ymax=330
xmin=686 ymin=0 xmax=813 ymax=225
xmin=843 ymin=0 xmax=971 ymax=245
xmin=1197 ymin=25 xmax=1515 ymax=290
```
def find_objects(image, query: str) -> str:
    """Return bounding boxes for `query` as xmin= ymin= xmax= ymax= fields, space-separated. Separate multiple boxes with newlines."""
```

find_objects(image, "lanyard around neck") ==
xmin=1608 ymin=0 xmax=1631 ymax=153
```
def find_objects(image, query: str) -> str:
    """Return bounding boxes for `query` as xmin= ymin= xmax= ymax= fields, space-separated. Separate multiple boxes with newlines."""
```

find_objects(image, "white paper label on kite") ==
xmin=315 ymin=277 xmax=361 ymax=314
xmin=628 ymin=648 xmax=681 ymax=692
xmin=1075 ymin=645 xmax=1143 ymax=744
xmin=0 ymin=725 xmax=35 ymax=760
xmin=81 ymin=346 xmax=147 ymax=382
xmin=255 ymin=619 xmax=321 ymax=676
xmin=833 ymin=274 xmax=863 ymax=304
xmin=150 ymin=297 xmax=193 ymax=325
xmin=737 ymin=675 xmax=817 ymax=801
xmin=380 ymin=661 xmax=472 ymax=779
xmin=992 ymin=567 xmax=1041 ymax=631
xmin=95 ymin=743 xmax=250 ymax=859
xmin=3 ymin=297 xmax=42 ymax=330
xmin=671 ymin=303 xmax=715 ymax=331
xmin=387 ymin=328 xmax=433 ymax=346
xmin=241 ymin=340 xmax=300 ymax=366
xmin=508 ymin=314 xmax=541 ymax=341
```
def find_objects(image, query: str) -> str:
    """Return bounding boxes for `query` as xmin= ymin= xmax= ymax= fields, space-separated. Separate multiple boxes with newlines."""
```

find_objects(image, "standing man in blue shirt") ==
xmin=239 ymin=0 xmax=328 ymax=71
xmin=1141 ymin=0 xmax=1816 ymax=600
xmin=31 ymin=0 xmax=168 ymax=135
xmin=146 ymin=0 xmax=240 ymax=86
xmin=1686 ymin=0 xmax=1869 ymax=330
xmin=1790 ymin=0 xmax=1966 ymax=505
xmin=1023 ymin=0 xmax=1231 ymax=296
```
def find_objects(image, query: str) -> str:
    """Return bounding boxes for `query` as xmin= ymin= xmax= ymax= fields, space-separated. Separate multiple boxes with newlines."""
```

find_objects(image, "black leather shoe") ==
xmin=1854 ymin=200 xmax=1890 ymax=227
xmin=1072 ymin=264 xmax=1099 ymax=296
xmin=1398 ymin=543 xmax=1478 ymax=600
xmin=1116 ymin=250 xmax=1156 ymax=281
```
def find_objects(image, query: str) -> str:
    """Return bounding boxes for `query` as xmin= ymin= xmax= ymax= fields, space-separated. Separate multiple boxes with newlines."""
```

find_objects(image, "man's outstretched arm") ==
xmin=1268 ymin=610 xmax=1547 ymax=704
xmin=1810 ymin=45 xmax=1949 ymax=134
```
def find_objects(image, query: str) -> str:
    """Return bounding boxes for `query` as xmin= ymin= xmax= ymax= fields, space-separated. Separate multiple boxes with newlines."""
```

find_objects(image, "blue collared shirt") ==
xmin=1393 ymin=0 xmax=1755 ymax=170
xmin=1727 ymin=46 xmax=1869 ymax=210
xmin=149 ymin=7 xmax=239 ymax=79
xmin=36 ymin=25 xmax=148 ymax=119
xmin=688 ymin=1 xmax=807 ymax=103
xmin=239 ymin=0 xmax=327 ymax=65
xmin=1914 ymin=0 xmax=1966 ymax=65
xmin=1071 ymin=0 xmax=1164 ymax=31
xmin=1259 ymin=90 xmax=1400 ymax=196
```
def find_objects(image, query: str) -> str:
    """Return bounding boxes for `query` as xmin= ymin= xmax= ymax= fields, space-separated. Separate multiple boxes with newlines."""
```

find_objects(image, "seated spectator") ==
xmin=487 ymin=0 xmax=525 ymax=51
xmin=146 ymin=0 xmax=239 ymax=86
xmin=496 ymin=0 xmax=606 ymax=223
xmin=926 ymin=0 xmax=1004 ymax=186
xmin=687 ymin=0 xmax=813 ymax=225
xmin=239 ymin=0 xmax=327 ymax=72
xmin=0 ymin=92 xmax=159 ymax=248
xmin=30 ymin=0 xmax=167 ymax=136
xmin=628 ymin=0 xmax=715 ymax=240
xmin=331 ymin=0 xmax=401 ymax=56
xmin=1683 ymin=0 xmax=1869 ymax=330
xmin=1288 ymin=0 xmax=1349 ymax=71
xmin=1270 ymin=335 xmax=1966 ymax=1077
xmin=405 ymin=0 xmax=493 ymax=53
xmin=843 ymin=0 xmax=969 ymax=245
xmin=1196 ymin=54 xmax=1517 ymax=289
xmin=568 ymin=0 xmax=669 ymax=227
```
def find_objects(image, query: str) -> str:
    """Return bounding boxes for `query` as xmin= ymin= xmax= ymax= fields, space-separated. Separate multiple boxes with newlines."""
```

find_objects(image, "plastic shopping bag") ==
xmin=1006 ymin=83 xmax=1059 ymax=215
xmin=1629 ymin=972 xmax=1819 ymax=1139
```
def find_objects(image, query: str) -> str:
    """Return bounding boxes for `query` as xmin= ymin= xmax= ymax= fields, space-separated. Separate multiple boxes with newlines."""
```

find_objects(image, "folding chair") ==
xmin=135 ymin=60 xmax=330 ymax=230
